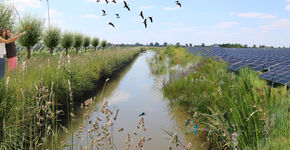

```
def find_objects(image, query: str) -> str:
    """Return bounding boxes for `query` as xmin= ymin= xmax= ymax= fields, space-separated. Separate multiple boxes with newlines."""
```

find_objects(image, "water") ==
xmin=59 ymin=51 xmax=206 ymax=150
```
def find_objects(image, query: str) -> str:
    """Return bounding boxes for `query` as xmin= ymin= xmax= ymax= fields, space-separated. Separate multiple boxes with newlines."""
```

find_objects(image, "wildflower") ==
xmin=185 ymin=142 xmax=192 ymax=150
xmin=114 ymin=108 xmax=119 ymax=120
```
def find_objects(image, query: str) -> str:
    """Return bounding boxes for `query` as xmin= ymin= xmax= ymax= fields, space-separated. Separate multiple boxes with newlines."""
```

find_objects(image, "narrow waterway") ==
xmin=60 ymin=51 xmax=206 ymax=150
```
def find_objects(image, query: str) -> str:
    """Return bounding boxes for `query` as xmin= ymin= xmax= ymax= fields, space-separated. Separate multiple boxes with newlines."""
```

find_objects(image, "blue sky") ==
xmin=7 ymin=0 xmax=290 ymax=47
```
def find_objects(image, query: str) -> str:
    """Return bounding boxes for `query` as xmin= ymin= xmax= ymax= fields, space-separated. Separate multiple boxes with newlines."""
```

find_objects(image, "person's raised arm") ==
xmin=0 ymin=37 xmax=14 ymax=44
xmin=12 ymin=31 xmax=26 ymax=41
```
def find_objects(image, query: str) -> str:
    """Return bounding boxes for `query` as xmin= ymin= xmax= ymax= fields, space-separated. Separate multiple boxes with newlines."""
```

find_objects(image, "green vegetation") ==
xmin=16 ymin=13 xmax=44 ymax=59
xmin=101 ymin=40 xmax=107 ymax=50
xmin=43 ymin=26 xmax=62 ymax=56
xmin=0 ymin=2 xmax=15 ymax=29
xmin=151 ymin=46 xmax=290 ymax=149
xmin=73 ymin=33 xmax=83 ymax=54
xmin=83 ymin=36 xmax=91 ymax=53
xmin=92 ymin=37 xmax=100 ymax=51
xmin=0 ymin=47 xmax=141 ymax=149
xmin=61 ymin=31 xmax=74 ymax=56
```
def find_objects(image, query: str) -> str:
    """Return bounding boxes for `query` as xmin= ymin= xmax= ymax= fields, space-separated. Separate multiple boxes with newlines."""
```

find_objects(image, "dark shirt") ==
xmin=5 ymin=42 xmax=17 ymax=58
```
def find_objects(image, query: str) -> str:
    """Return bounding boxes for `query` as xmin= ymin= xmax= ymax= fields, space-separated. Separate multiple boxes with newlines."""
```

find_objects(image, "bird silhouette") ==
xmin=140 ymin=11 xmax=144 ymax=19
xmin=115 ymin=14 xmax=120 ymax=18
xmin=143 ymin=19 xmax=147 ymax=28
xmin=102 ymin=10 xmax=106 ymax=16
xmin=105 ymin=0 xmax=109 ymax=4
xmin=112 ymin=0 xmax=116 ymax=4
xmin=138 ymin=112 xmax=146 ymax=116
xmin=123 ymin=1 xmax=130 ymax=11
xmin=175 ymin=1 xmax=182 ymax=8
xmin=96 ymin=0 xmax=100 ymax=2
xmin=109 ymin=22 xmax=115 ymax=28
xmin=148 ymin=17 xmax=153 ymax=23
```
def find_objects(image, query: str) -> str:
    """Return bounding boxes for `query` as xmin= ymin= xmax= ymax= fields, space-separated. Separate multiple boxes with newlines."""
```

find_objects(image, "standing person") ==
xmin=0 ymin=27 xmax=25 ymax=80
xmin=5 ymin=29 xmax=19 ymax=73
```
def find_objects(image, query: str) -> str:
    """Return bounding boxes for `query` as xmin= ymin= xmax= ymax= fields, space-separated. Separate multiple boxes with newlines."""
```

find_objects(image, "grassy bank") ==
xmin=0 ymin=47 xmax=141 ymax=149
xmin=150 ymin=46 xmax=290 ymax=149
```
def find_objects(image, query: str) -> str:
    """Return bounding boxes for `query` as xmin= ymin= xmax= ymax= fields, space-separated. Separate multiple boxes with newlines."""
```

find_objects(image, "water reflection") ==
xmin=60 ymin=52 xmax=206 ymax=150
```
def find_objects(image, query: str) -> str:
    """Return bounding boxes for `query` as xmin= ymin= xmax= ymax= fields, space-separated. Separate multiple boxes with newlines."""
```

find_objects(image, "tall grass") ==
xmin=150 ymin=46 xmax=289 ymax=149
xmin=0 ymin=47 xmax=141 ymax=149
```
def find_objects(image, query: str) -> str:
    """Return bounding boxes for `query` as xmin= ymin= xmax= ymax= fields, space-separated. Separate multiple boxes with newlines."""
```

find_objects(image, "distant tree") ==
xmin=16 ymin=13 xmax=44 ymax=59
xmin=259 ymin=45 xmax=265 ymax=48
xmin=149 ymin=42 xmax=154 ymax=46
xmin=189 ymin=43 xmax=193 ymax=47
xmin=73 ymin=33 xmax=83 ymax=54
xmin=83 ymin=36 xmax=91 ymax=53
xmin=92 ymin=37 xmax=100 ymax=50
xmin=176 ymin=42 xmax=180 ymax=47
xmin=201 ymin=43 xmax=205 ymax=47
xmin=244 ymin=44 xmax=248 ymax=48
xmin=185 ymin=43 xmax=189 ymax=47
xmin=154 ymin=42 xmax=160 ymax=47
xmin=253 ymin=44 xmax=257 ymax=48
xmin=0 ymin=2 xmax=15 ymax=29
xmin=61 ymin=31 xmax=74 ymax=56
xmin=101 ymin=40 xmax=107 ymax=49
xmin=43 ymin=26 xmax=61 ymax=56
xmin=163 ymin=42 xmax=168 ymax=47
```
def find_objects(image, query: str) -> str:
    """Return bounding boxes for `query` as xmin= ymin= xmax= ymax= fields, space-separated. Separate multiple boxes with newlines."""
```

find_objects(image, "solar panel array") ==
xmin=187 ymin=47 xmax=290 ymax=87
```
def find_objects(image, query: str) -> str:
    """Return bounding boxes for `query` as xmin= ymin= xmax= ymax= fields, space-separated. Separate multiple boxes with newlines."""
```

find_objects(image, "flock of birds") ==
xmin=96 ymin=0 xmax=182 ymax=28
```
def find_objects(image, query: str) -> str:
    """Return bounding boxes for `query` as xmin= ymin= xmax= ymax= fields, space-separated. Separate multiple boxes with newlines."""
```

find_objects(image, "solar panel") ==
xmin=187 ymin=47 xmax=290 ymax=87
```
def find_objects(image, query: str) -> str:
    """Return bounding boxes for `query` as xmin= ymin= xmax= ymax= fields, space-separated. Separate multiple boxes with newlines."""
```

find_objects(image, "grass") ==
xmin=0 ymin=47 xmax=141 ymax=149
xmin=150 ymin=46 xmax=290 ymax=149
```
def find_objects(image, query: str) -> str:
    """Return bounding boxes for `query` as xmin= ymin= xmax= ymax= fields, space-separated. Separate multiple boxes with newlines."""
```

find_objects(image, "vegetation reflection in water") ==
xmin=60 ymin=51 xmax=206 ymax=150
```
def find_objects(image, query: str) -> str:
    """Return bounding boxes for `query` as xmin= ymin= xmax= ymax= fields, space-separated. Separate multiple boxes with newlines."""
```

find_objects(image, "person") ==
xmin=0 ymin=27 xmax=26 ymax=79
xmin=5 ymin=29 xmax=19 ymax=73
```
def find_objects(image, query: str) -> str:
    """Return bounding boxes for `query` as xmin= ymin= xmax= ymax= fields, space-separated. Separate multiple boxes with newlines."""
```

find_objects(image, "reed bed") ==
xmin=0 ymin=47 xmax=141 ymax=149
xmin=150 ymin=46 xmax=290 ymax=149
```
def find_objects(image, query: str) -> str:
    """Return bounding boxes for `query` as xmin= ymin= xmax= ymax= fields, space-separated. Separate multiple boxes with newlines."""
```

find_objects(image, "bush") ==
xmin=101 ymin=40 xmax=107 ymax=50
xmin=92 ymin=37 xmax=99 ymax=51
xmin=83 ymin=36 xmax=91 ymax=53
xmin=73 ymin=33 xmax=83 ymax=54
xmin=43 ymin=26 xmax=61 ymax=56
xmin=61 ymin=31 xmax=74 ymax=56
xmin=16 ymin=13 xmax=44 ymax=59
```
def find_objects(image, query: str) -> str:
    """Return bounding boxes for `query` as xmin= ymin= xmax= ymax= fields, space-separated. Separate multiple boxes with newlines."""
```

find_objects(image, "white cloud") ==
xmin=12 ymin=0 xmax=42 ymax=11
xmin=230 ymin=12 xmax=277 ymax=19
xmin=286 ymin=4 xmax=290 ymax=11
xmin=84 ymin=14 xmax=100 ymax=20
xmin=163 ymin=7 xmax=179 ymax=11
xmin=261 ymin=19 xmax=290 ymax=31
xmin=48 ymin=9 xmax=63 ymax=18
xmin=140 ymin=5 xmax=152 ymax=10
xmin=216 ymin=21 xmax=238 ymax=28
xmin=108 ymin=91 xmax=131 ymax=105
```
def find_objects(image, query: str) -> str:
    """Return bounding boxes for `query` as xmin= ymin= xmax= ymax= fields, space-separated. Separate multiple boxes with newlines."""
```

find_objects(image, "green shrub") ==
xmin=83 ymin=36 xmax=91 ymax=53
xmin=92 ymin=37 xmax=99 ymax=50
xmin=61 ymin=31 xmax=74 ymax=56
xmin=101 ymin=40 xmax=107 ymax=50
xmin=0 ymin=2 xmax=15 ymax=29
xmin=16 ymin=13 xmax=44 ymax=59
xmin=73 ymin=33 xmax=83 ymax=54
xmin=43 ymin=26 xmax=61 ymax=56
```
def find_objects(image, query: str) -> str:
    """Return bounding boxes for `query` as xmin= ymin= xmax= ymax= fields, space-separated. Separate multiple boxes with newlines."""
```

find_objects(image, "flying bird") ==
xmin=123 ymin=1 xmax=130 ymax=11
xmin=143 ymin=19 xmax=147 ymax=28
xmin=105 ymin=0 xmax=109 ymax=4
xmin=138 ymin=112 xmax=146 ymax=116
xmin=102 ymin=10 xmax=107 ymax=16
xmin=96 ymin=0 xmax=100 ymax=2
xmin=109 ymin=22 xmax=115 ymax=28
xmin=112 ymin=0 xmax=116 ymax=4
xmin=115 ymin=14 xmax=120 ymax=18
xmin=139 ymin=11 xmax=144 ymax=19
xmin=148 ymin=17 xmax=153 ymax=23
xmin=175 ymin=1 xmax=182 ymax=8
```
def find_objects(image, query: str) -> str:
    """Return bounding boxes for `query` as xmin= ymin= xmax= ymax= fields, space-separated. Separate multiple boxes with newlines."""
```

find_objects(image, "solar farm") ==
xmin=187 ymin=47 xmax=290 ymax=87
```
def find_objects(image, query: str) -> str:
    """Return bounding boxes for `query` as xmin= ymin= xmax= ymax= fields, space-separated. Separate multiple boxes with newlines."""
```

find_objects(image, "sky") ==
xmin=5 ymin=0 xmax=290 ymax=47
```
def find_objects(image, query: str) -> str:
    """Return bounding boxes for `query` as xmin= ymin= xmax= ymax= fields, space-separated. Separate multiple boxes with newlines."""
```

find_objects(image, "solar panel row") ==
xmin=187 ymin=47 xmax=290 ymax=87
